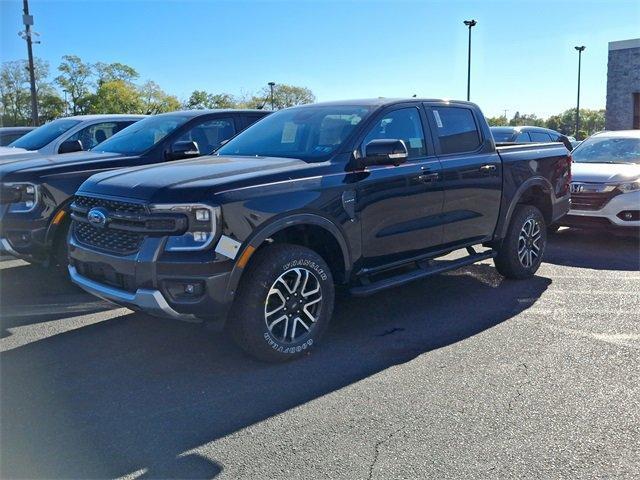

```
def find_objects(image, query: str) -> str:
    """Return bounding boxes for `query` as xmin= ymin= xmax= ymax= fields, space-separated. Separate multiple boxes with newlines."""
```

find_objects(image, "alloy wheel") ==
xmin=264 ymin=267 xmax=323 ymax=343
xmin=518 ymin=218 xmax=542 ymax=268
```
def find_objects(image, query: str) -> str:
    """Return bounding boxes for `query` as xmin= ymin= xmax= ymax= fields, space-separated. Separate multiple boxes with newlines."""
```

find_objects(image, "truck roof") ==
xmin=153 ymin=109 xmax=270 ymax=118
xmin=305 ymin=98 xmax=478 ymax=108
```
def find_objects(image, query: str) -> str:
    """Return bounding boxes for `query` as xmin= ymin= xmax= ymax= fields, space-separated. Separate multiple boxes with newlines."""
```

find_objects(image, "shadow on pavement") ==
xmin=0 ymin=262 xmax=110 ymax=338
xmin=545 ymin=227 xmax=640 ymax=271
xmin=0 ymin=263 xmax=550 ymax=479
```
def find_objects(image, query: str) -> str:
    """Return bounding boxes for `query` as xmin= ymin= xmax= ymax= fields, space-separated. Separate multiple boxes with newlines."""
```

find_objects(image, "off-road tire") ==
xmin=228 ymin=243 xmax=335 ymax=362
xmin=494 ymin=205 xmax=546 ymax=279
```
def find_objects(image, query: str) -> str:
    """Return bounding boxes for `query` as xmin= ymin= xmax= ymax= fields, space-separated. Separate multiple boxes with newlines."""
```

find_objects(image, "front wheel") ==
xmin=228 ymin=243 xmax=335 ymax=362
xmin=494 ymin=205 xmax=547 ymax=279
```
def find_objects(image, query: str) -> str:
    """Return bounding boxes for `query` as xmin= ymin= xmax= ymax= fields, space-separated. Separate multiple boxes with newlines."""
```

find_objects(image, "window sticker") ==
xmin=433 ymin=110 xmax=443 ymax=128
xmin=281 ymin=122 xmax=298 ymax=144
xmin=409 ymin=137 xmax=423 ymax=149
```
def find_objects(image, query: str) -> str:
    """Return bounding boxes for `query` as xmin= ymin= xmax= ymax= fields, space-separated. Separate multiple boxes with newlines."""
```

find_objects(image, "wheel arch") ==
xmin=498 ymin=177 xmax=554 ymax=238
xmin=224 ymin=213 xmax=352 ymax=305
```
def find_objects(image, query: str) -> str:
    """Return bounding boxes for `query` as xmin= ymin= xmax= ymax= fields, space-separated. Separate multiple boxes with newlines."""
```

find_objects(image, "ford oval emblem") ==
xmin=87 ymin=207 xmax=108 ymax=228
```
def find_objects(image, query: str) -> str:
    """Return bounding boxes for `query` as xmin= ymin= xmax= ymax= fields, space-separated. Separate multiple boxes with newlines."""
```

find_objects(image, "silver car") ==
xmin=0 ymin=114 xmax=145 ymax=160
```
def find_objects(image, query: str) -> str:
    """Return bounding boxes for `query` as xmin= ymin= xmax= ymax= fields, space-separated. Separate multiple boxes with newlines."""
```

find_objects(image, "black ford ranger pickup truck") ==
xmin=68 ymin=99 xmax=571 ymax=362
xmin=0 ymin=109 xmax=269 ymax=267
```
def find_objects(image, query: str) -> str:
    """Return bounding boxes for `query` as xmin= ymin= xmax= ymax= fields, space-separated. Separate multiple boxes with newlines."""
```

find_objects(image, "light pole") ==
xmin=19 ymin=0 xmax=39 ymax=125
xmin=574 ymin=46 xmax=585 ymax=137
xmin=463 ymin=19 xmax=477 ymax=101
xmin=268 ymin=82 xmax=275 ymax=110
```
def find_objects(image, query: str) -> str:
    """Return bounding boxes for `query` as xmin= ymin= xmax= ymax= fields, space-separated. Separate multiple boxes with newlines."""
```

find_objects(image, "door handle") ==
xmin=479 ymin=164 xmax=497 ymax=172
xmin=417 ymin=172 xmax=439 ymax=183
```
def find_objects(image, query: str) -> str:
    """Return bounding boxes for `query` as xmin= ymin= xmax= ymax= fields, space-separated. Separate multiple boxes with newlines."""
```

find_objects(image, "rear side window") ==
xmin=177 ymin=118 xmax=235 ymax=154
xmin=432 ymin=107 xmax=481 ymax=154
xmin=362 ymin=107 xmax=426 ymax=159
xmin=516 ymin=132 xmax=531 ymax=142
xmin=530 ymin=132 xmax=553 ymax=142
xmin=68 ymin=121 xmax=136 ymax=150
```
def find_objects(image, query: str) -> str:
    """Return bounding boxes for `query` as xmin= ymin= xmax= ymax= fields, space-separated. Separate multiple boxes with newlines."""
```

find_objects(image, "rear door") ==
xmin=357 ymin=104 xmax=444 ymax=267
xmin=424 ymin=103 xmax=502 ymax=245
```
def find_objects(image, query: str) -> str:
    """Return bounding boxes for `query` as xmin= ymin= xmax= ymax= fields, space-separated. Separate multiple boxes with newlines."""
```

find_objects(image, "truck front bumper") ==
xmin=68 ymin=235 xmax=236 ymax=322
xmin=69 ymin=265 xmax=198 ymax=321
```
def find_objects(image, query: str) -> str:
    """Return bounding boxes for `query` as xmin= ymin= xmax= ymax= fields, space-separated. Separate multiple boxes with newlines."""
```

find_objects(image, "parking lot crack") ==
xmin=367 ymin=426 xmax=405 ymax=480
xmin=507 ymin=362 xmax=531 ymax=412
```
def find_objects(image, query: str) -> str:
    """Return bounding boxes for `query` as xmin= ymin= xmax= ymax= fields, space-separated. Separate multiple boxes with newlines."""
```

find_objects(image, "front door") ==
xmin=356 ymin=105 xmax=444 ymax=267
xmin=424 ymin=103 xmax=502 ymax=245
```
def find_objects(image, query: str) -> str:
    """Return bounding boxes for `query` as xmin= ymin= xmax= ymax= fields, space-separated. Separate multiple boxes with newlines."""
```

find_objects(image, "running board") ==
xmin=350 ymin=250 xmax=496 ymax=297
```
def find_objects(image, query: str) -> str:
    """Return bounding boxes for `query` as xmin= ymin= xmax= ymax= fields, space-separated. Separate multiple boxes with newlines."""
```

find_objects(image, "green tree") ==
xmin=184 ymin=90 xmax=237 ymax=109
xmin=485 ymin=115 xmax=507 ymax=126
xmin=508 ymin=112 xmax=545 ymax=127
xmin=140 ymin=80 xmax=180 ymax=114
xmin=87 ymin=79 xmax=143 ymax=114
xmin=0 ymin=60 xmax=30 ymax=125
xmin=95 ymin=62 xmax=139 ymax=86
xmin=55 ymin=55 xmax=93 ymax=115
xmin=38 ymin=85 xmax=66 ymax=122
xmin=258 ymin=84 xmax=315 ymax=109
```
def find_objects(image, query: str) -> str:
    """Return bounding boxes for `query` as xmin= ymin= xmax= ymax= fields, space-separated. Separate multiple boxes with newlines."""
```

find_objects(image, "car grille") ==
xmin=72 ymin=195 xmax=147 ymax=255
xmin=74 ymin=260 xmax=137 ymax=293
xmin=571 ymin=191 xmax=620 ymax=211
xmin=74 ymin=221 xmax=144 ymax=255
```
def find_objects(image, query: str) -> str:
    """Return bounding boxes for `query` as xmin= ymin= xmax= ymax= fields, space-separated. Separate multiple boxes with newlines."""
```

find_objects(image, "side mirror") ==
xmin=58 ymin=139 xmax=83 ymax=154
xmin=363 ymin=139 xmax=408 ymax=166
xmin=169 ymin=141 xmax=200 ymax=160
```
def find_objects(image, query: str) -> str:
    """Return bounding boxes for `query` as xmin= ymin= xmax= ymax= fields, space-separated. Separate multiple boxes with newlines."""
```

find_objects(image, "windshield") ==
xmin=9 ymin=119 xmax=81 ymax=150
xmin=92 ymin=114 xmax=191 ymax=156
xmin=490 ymin=129 xmax=516 ymax=142
xmin=216 ymin=105 xmax=373 ymax=162
xmin=572 ymin=136 xmax=640 ymax=164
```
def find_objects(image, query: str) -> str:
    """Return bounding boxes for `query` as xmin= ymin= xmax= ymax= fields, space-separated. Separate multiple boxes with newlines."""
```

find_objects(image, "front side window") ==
xmin=9 ymin=119 xmax=81 ymax=151
xmin=491 ymin=129 xmax=516 ymax=142
xmin=177 ymin=118 xmax=235 ymax=155
xmin=217 ymin=105 xmax=373 ymax=162
xmin=362 ymin=108 xmax=426 ymax=159
xmin=93 ymin=114 xmax=191 ymax=156
xmin=572 ymin=136 xmax=640 ymax=164
xmin=68 ymin=121 xmax=135 ymax=150
xmin=530 ymin=132 xmax=553 ymax=142
xmin=432 ymin=107 xmax=481 ymax=154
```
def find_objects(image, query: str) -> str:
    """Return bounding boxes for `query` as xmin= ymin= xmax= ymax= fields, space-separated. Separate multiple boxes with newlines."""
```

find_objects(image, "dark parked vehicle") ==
xmin=0 ymin=109 xmax=269 ymax=266
xmin=68 ymin=99 xmax=571 ymax=361
xmin=491 ymin=126 xmax=565 ymax=144
xmin=0 ymin=127 xmax=35 ymax=146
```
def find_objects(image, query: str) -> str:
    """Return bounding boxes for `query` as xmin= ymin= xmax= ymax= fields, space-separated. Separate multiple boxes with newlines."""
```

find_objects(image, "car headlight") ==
xmin=617 ymin=181 xmax=640 ymax=193
xmin=149 ymin=203 xmax=220 ymax=251
xmin=0 ymin=182 xmax=39 ymax=213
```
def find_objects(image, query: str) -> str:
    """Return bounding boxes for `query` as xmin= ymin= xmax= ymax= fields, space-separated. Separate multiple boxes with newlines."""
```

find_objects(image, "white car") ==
xmin=0 ymin=114 xmax=145 ymax=161
xmin=558 ymin=130 xmax=639 ymax=232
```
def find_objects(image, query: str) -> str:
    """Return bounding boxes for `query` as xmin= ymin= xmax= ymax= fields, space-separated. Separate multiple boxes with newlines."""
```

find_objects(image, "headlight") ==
xmin=0 ymin=182 xmax=39 ymax=213
xmin=617 ymin=181 xmax=640 ymax=193
xmin=149 ymin=203 xmax=220 ymax=251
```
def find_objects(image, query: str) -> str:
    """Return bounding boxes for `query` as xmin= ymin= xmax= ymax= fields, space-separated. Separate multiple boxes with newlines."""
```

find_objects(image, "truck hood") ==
xmin=79 ymin=155 xmax=311 ymax=203
xmin=0 ymin=150 xmax=129 ymax=181
xmin=572 ymin=162 xmax=640 ymax=183
xmin=0 ymin=146 xmax=36 ymax=160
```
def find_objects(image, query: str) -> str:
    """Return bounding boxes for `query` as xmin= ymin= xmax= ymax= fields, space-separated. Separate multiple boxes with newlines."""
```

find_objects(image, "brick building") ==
xmin=605 ymin=38 xmax=640 ymax=130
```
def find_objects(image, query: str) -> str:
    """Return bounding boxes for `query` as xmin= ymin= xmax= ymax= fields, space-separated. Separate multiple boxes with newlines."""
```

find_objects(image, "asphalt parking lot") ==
xmin=1 ymin=229 xmax=638 ymax=479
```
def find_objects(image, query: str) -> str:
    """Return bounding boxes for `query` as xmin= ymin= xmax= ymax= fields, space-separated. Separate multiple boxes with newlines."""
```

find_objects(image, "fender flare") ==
xmin=498 ymin=176 xmax=554 ymax=238
xmin=44 ymin=200 xmax=73 ymax=248
xmin=223 ymin=213 xmax=352 ymax=304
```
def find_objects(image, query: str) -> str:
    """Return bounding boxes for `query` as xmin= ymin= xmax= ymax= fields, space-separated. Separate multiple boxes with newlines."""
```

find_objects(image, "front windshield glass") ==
xmin=572 ymin=136 xmax=640 ymax=164
xmin=92 ymin=114 xmax=191 ymax=156
xmin=9 ymin=119 xmax=81 ymax=150
xmin=490 ymin=129 xmax=516 ymax=142
xmin=217 ymin=105 xmax=373 ymax=162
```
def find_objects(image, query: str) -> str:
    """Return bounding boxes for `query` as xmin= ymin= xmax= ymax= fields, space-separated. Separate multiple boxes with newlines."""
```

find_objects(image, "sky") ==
xmin=1 ymin=0 xmax=639 ymax=118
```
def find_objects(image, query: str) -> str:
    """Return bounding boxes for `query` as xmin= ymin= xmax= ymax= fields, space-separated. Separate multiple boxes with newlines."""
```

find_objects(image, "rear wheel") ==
xmin=228 ymin=243 xmax=335 ymax=362
xmin=494 ymin=205 xmax=546 ymax=279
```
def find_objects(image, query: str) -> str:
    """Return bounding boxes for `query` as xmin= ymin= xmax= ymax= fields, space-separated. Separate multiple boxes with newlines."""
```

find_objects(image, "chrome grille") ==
xmin=571 ymin=191 xmax=620 ymax=211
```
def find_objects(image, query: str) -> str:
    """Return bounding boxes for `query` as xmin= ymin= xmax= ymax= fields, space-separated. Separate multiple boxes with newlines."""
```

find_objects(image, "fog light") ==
xmin=193 ymin=231 xmax=207 ymax=242
xmin=184 ymin=283 xmax=195 ymax=294
xmin=195 ymin=209 xmax=210 ymax=221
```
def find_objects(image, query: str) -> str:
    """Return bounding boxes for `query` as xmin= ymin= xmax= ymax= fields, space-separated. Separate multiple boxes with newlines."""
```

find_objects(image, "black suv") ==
xmin=68 ymin=99 xmax=571 ymax=362
xmin=0 ymin=109 xmax=269 ymax=266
